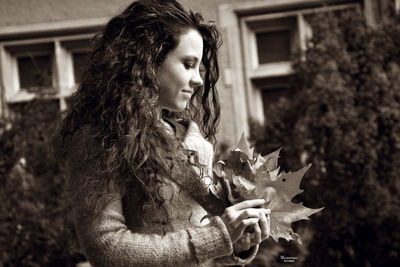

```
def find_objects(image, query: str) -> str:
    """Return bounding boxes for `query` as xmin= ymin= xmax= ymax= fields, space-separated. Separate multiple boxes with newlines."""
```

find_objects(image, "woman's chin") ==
xmin=173 ymin=101 xmax=189 ymax=112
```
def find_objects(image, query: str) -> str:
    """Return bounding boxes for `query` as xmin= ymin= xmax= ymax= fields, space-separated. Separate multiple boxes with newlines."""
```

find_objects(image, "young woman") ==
xmin=55 ymin=0 xmax=270 ymax=266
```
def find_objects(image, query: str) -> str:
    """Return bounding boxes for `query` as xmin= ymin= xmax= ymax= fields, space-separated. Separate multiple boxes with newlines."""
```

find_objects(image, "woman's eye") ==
xmin=184 ymin=62 xmax=193 ymax=69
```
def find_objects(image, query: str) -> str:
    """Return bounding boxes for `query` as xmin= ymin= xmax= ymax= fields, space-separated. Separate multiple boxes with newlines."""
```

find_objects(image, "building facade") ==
xmin=0 ymin=0 xmax=396 ymax=147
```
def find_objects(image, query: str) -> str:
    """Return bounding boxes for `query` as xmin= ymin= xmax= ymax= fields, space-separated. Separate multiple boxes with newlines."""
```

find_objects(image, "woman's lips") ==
xmin=182 ymin=89 xmax=193 ymax=95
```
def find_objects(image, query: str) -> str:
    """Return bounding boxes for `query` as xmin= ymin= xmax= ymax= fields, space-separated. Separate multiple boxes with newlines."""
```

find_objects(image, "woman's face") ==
xmin=157 ymin=29 xmax=204 ymax=112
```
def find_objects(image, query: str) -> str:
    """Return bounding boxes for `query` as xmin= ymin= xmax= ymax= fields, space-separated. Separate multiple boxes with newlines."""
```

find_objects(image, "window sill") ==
xmin=6 ymin=90 xmax=36 ymax=103
xmin=5 ymin=86 xmax=76 ymax=103
xmin=250 ymin=61 xmax=293 ymax=79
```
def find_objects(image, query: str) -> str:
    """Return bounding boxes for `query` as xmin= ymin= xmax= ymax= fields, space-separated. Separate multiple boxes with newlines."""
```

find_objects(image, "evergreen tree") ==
xmin=250 ymin=9 xmax=400 ymax=267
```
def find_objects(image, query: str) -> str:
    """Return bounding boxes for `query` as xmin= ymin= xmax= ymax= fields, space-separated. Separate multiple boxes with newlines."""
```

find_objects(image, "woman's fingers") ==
xmin=233 ymin=208 xmax=270 ymax=228
xmin=232 ymin=199 xmax=265 ymax=211
xmin=234 ymin=208 xmax=260 ymax=223
xmin=234 ymin=218 xmax=259 ymax=243
xmin=259 ymin=212 xmax=270 ymax=240
xmin=252 ymin=222 xmax=262 ymax=244
xmin=236 ymin=208 xmax=271 ymax=246
xmin=233 ymin=233 xmax=252 ymax=254
xmin=221 ymin=199 xmax=271 ymax=245
xmin=243 ymin=233 xmax=252 ymax=251
xmin=264 ymin=208 xmax=271 ymax=215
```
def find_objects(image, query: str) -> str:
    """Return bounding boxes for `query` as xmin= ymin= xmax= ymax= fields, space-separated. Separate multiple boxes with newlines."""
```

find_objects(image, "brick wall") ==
xmin=0 ymin=0 xmax=130 ymax=26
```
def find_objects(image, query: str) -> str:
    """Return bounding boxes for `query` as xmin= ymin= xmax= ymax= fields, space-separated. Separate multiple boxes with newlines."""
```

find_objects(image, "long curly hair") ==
xmin=54 ymin=0 xmax=222 ymax=213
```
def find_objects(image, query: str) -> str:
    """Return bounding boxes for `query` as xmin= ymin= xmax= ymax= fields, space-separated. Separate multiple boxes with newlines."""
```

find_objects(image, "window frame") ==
xmin=0 ymin=18 xmax=106 ymax=113
xmin=12 ymin=42 xmax=56 ymax=95
xmin=240 ymin=13 xmax=303 ymax=122
xmin=0 ymin=34 xmax=93 ymax=104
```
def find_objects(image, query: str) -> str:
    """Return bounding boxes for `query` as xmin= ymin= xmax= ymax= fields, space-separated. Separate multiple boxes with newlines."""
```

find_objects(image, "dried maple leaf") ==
xmin=214 ymin=133 xmax=324 ymax=244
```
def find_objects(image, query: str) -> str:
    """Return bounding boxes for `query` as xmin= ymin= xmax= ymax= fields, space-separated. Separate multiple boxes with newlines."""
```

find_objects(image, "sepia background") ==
xmin=0 ymin=0 xmax=399 ymax=266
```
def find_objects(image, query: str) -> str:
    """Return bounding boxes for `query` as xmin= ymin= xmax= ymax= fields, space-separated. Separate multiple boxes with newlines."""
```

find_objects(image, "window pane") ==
xmin=73 ymin=52 xmax=90 ymax=84
xmin=256 ymin=30 xmax=291 ymax=64
xmin=18 ymin=55 xmax=52 ymax=89
xmin=261 ymin=87 xmax=289 ymax=116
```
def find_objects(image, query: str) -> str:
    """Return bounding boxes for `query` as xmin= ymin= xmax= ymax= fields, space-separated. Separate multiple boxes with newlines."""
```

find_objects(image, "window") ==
xmin=72 ymin=51 xmax=90 ymax=84
xmin=61 ymin=38 xmax=91 ymax=85
xmin=240 ymin=14 xmax=305 ymax=123
xmin=8 ymin=43 xmax=56 ymax=97
xmin=253 ymin=77 xmax=290 ymax=117
xmin=18 ymin=55 xmax=53 ymax=89
xmin=256 ymin=30 xmax=291 ymax=64
xmin=0 ymin=35 xmax=92 ymax=108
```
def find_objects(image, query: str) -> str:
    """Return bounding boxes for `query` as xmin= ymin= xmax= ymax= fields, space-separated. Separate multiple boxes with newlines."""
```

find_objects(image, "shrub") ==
xmin=0 ymin=99 xmax=84 ymax=266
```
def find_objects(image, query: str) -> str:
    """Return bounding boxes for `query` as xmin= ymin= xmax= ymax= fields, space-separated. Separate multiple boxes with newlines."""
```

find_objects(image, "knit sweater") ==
xmin=67 ymin=121 xmax=258 ymax=267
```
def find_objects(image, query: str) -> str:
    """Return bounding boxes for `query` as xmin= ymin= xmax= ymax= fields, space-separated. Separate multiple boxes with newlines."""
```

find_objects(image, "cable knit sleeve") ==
xmin=214 ymin=245 xmax=259 ymax=266
xmin=73 ymin=191 xmax=234 ymax=267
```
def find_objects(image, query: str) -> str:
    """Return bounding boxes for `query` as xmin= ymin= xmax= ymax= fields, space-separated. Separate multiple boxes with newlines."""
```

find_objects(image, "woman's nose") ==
xmin=190 ymin=70 xmax=203 ymax=87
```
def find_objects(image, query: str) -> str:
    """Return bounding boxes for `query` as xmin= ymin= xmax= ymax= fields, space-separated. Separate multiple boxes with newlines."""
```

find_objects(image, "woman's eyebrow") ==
xmin=182 ymin=55 xmax=199 ymax=63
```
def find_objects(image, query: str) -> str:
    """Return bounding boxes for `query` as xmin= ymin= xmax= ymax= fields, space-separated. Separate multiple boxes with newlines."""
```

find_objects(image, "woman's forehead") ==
xmin=172 ymin=29 xmax=203 ymax=59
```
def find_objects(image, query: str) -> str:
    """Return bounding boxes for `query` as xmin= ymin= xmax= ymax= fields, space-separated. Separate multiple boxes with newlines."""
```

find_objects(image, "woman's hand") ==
xmin=233 ymin=205 xmax=270 ymax=253
xmin=233 ymin=232 xmax=253 ymax=253
xmin=220 ymin=199 xmax=270 ymax=244
xmin=233 ymin=209 xmax=270 ymax=254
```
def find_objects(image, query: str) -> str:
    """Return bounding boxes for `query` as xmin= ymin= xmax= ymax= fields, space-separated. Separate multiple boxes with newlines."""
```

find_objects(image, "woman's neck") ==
xmin=160 ymin=117 xmax=175 ymax=136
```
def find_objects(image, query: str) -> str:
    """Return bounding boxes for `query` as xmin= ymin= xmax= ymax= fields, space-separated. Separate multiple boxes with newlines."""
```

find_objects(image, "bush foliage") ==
xmin=0 ymin=100 xmax=84 ymax=266
xmin=250 ymin=10 xmax=400 ymax=267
